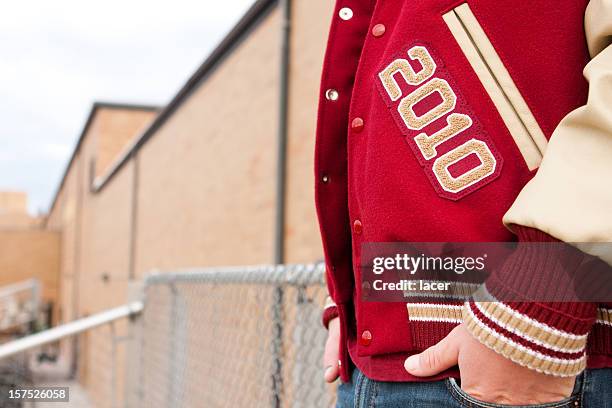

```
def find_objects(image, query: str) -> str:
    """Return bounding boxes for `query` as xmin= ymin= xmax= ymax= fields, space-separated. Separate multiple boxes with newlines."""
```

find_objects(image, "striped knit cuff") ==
xmin=464 ymin=299 xmax=591 ymax=377
xmin=322 ymin=296 xmax=339 ymax=330
xmin=407 ymin=302 xmax=463 ymax=349
xmin=464 ymin=227 xmax=597 ymax=377
xmin=589 ymin=307 xmax=612 ymax=355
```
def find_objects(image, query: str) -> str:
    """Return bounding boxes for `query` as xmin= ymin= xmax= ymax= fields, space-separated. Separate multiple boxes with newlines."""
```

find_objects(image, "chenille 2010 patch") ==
xmin=377 ymin=44 xmax=502 ymax=200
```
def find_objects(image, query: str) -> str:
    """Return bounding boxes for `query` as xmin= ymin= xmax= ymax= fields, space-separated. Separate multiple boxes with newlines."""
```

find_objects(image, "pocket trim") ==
xmin=442 ymin=3 xmax=547 ymax=171
xmin=445 ymin=377 xmax=581 ymax=408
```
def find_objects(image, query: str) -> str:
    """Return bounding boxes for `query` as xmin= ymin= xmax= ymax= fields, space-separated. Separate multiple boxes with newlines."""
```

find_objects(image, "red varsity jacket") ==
xmin=314 ymin=0 xmax=612 ymax=382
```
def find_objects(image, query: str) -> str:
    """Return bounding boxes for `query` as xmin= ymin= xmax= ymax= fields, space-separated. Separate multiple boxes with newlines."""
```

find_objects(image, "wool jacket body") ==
xmin=315 ymin=0 xmax=612 ymax=382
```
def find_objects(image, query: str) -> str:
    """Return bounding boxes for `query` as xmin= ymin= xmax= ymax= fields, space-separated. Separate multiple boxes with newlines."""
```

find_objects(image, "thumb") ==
xmin=324 ymin=363 xmax=339 ymax=383
xmin=323 ymin=318 xmax=340 ymax=383
xmin=404 ymin=326 xmax=461 ymax=377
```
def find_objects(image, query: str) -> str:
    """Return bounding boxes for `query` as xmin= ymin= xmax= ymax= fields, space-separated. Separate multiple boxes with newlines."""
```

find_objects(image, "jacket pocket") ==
xmin=442 ymin=3 xmax=547 ymax=171
xmin=445 ymin=377 xmax=583 ymax=408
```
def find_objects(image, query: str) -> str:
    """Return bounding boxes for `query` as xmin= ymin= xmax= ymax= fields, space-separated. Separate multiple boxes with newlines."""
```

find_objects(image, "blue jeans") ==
xmin=337 ymin=367 xmax=612 ymax=407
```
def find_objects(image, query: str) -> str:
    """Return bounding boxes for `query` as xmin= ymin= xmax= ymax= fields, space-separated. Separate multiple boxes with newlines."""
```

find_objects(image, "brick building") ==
xmin=0 ymin=192 xmax=59 ymax=320
xmin=30 ymin=0 xmax=333 ymax=404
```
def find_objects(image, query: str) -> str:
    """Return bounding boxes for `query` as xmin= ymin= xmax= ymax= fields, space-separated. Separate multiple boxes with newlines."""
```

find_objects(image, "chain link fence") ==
xmin=0 ymin=354 xmax=32 ymax=408
xmin=126 ymin=263 xmax=334 ymax=408
xmin=77 ymin=319 xmax=128 ymax=408
xmin=0 ymin=280 xmax=41 ymax=408
xmin=0 ymin=265 xmax=335 ymax=407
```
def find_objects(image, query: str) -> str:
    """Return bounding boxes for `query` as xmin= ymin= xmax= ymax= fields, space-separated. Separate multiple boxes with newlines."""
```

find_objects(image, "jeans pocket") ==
xmin=444 ymin=377 xmax=583 ymax=408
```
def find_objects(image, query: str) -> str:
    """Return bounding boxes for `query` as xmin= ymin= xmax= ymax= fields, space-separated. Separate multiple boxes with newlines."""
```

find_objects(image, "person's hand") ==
xmin=323 ymin=317 xmax=340 ymax=382
xmin=404 ymin=324 xmax=576 ymax=405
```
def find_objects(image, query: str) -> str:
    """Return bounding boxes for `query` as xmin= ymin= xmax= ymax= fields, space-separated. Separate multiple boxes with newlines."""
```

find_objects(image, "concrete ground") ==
xmin=24 ymin=355 xmax=93 ymax=408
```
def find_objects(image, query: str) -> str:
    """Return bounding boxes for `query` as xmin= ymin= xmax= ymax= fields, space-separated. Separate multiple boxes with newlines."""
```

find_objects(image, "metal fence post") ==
xmin=30 ymin=280 xmax=41 ymax=329
xmin=167 ymin=283 xmax=187 ymax=408
xmin=110 ymin=322 xmax=117 ymax=408
xmin=124 ymin=281 xmax=145 ymax=408
xmin=271 ymin=285 xmax=284 ymax=408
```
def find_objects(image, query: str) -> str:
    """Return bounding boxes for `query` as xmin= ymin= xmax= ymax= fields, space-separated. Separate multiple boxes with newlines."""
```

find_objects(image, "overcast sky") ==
xmin=0 ymin=0 xmax=254 ymax=214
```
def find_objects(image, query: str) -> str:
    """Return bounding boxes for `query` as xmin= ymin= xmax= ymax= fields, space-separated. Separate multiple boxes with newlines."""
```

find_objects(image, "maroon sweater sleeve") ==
xmin=464 ymin=226 xmax=598 ymax=377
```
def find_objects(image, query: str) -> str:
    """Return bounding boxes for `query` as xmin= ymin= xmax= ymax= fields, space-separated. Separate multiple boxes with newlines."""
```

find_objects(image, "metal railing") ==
xmin=0 ymin=264 xmax=333 ymax=408
xmin=0 ymin=302 xmax=143 ymax=361
xmin=0 ymin=279 xmax=40 ymax=333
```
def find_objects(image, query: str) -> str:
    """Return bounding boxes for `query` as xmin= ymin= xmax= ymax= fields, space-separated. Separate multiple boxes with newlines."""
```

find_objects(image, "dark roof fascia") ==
xmin=92 ymin=0 xmax=279 ymax=193
xmin=92 ymin=101 xmax=160 ymax=112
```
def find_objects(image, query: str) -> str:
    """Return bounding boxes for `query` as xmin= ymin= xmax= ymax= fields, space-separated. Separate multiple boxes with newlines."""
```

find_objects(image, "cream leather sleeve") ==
xmin=503 ymin=0 xmax=612 ymax=264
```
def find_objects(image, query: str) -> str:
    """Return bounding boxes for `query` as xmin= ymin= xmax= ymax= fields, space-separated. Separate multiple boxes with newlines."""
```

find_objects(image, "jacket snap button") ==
xmin=325 ymin=88 xmax=339 ymax=101
xmin=353 ymin=219 xmax=362 ymax=235
xmin=372 ymin=24 xmax=386 ymax=37
xmin=360 ymin=330 xmax=372 ymax=346
xmin=351 ymin=117 xmax=364 ymax=133
xmin=362 ymin=281 xmax=371 ymax=299
xmin=339 ymin=7 xmax=353 ymax=21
